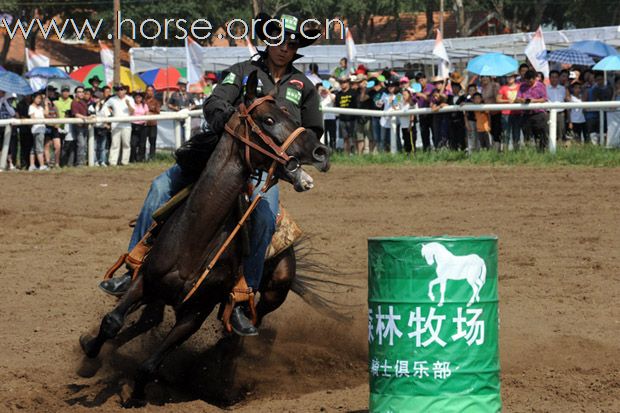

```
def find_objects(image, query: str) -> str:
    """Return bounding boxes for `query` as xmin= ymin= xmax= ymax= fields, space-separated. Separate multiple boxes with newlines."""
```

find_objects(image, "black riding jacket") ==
xmin=203 ymin=51 xmax=324 ymax=142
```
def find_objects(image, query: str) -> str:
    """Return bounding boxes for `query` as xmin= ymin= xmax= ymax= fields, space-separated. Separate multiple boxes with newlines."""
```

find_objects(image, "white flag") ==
xmin=525 ymin=26 xmax=549 ymax=79
xmin=432 ymin=30 xmax=450 ymax=79
xmin=185 ymin=36 xmax=204 ymax=92
xmin=99 ymin=41 xmax=114 ymax=85
xmin=25 ymin=48 xmax=49 ymax=91
xmin=346 ymin=28 xmax=356 ymax=63
xmin=246 ymin=36 xmax=258 ymax=58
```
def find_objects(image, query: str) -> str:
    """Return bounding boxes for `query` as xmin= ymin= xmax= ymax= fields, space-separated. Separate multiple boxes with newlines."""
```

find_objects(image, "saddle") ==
xmin=103 ymin=184 xmax=302 ymax=332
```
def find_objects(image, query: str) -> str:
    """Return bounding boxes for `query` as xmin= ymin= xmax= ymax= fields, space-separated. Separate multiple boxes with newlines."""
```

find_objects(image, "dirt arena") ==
xmin=1 ymin=163 xmax=619 ymax=413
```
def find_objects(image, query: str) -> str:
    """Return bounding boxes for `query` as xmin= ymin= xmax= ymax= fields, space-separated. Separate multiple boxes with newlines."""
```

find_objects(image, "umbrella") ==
xmin=466 ymin=53 xmax=518 ymax=76
xmin=70 ymin=64 xmax=146 ymax=92
xmin=546 ymin=49 xmax=595 ymax=66
xmin=24 ymin=67 xmax=70 ymax=79
xmin=0 ymin=71 xmax=34 ymax=95
xmin=570 ymin=40 xmax=618 ymax=58
xmin=592 ymin=55 xmax=620 ymax=71
xmin=139 ymin=67 xmax=187 ymax=90
xmin=0 ymin=66 xmax=6 ymax=72
xmin=47 ymin=78 xmax=84 ymax=93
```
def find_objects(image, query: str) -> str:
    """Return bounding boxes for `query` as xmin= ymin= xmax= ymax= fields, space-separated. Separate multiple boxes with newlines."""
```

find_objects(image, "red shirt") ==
xmin=70 ymin=99 xmax=89 ymax=117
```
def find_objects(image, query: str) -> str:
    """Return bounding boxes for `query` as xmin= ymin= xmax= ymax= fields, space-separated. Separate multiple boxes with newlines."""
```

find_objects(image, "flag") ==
xmin=524 ymin=26 xmax=549 ymax=79
xmin=99 ymin=40 xmax=114 ymax=85
xmin=185 ymin=36 xmax=205 ymax=93
xmin=25 ymin=48 xmax=49 ymax=91
xmin=432 ymin=30 xmax=450 ymax=79
xmin=346 ymin=28 xmax=356 ymax=63
xmin=246 ymin=36 xmax=258 ymax=58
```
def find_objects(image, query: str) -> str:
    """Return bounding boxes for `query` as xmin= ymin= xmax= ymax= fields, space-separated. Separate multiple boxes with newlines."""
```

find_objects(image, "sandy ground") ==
xmin=1 ymin=164 xmax=619 ymax=413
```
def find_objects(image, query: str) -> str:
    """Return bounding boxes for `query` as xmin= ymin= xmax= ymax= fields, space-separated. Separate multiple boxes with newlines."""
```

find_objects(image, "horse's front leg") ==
xmin=256 ymin=246 xmax=295 ymax=326
xmin=428 ymin=278 xmax=440 ymax=302
xmin=438 ymin=280 xmax=446 ymax=307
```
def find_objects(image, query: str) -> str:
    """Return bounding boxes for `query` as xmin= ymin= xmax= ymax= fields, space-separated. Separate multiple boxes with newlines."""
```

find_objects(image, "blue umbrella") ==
xmin=466 ymin=53 xmax=518 ymax=76
xmin=0 ymin=71 xmax=33 ymax=94
xmin=592 ymin=55 xmax=620 ymax=71
xmin=24 ymin=66 xmax=70 ymax=79
xmin=0 ymin=66 xmax=5 ymax=72
xmin=546 ymin=49 xmax=595 ymax=66
xmin=571 ymin=40 xmax=618 ymax=58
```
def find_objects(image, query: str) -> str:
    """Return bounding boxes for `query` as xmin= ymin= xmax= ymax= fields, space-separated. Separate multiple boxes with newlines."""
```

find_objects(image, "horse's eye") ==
xmin=264 ymin=117 xmax=275 ymax=126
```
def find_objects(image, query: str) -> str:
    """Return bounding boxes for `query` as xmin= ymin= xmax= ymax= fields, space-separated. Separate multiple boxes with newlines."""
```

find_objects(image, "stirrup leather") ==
xmin=221 ymin=272 xmax=257 ymax=334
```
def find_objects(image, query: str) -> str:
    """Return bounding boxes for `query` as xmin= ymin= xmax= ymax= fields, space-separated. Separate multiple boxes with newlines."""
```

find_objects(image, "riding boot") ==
xmin=230 ymin=305 xmax=258 ymax=336
xmin=99 ymin=271 xmax=132 ymax=296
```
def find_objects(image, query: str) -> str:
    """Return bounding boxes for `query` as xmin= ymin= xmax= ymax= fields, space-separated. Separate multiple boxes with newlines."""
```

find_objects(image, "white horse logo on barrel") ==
xmin=421 ymin=242 xmax=487 ymax=307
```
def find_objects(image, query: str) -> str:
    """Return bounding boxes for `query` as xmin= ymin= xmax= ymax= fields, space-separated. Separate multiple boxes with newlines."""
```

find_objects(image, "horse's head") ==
xmin=421 ymin=243 xmax=435 ymax=265
xmin=234 ymin=71 xmax=330 ymax=192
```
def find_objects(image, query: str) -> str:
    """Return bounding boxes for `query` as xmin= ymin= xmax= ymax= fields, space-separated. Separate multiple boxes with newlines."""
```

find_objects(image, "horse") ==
xmin=79 ymin=70 xmax=331 ymax=407
xmin=420 ymin=242 xmax=487 ymax=307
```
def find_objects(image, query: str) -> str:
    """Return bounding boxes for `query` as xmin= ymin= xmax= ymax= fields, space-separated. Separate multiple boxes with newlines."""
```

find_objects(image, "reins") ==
xmin=182 ymin=96 xmax=305 ymax=304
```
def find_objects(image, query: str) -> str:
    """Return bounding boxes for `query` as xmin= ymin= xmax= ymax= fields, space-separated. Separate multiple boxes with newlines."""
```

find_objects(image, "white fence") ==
xmin=2 ymin=101 xmax=620 ymax=169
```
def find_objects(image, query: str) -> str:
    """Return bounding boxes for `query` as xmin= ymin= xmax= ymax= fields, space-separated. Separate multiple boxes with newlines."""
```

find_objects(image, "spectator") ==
xmin=130 ymin=92 xmax=149 ymax=162
xmin=104 ymin=84 xmax=135 ymax=166
xmin=90 ymin=92 xmax=110 ymax=166
xmin=559 ymin=69 xmax=570 ymax=87
xmin=568 ymin=83 xmax=587 ymax=143
xmin=448 ymin=79 xmax=467 ymax=151
xmin=306 ymin=63 xmax=322 ymax=86
xmin=590 ymin=72 xmax=613 ymax=144
xmin=54 ymin=85 xmax=73 ymax=164
xmin=102 ymin=85 xmax=112 ymax=100
xmin=88 ymin=75 xmax=103 ymax=96
xmin=547 ymin=70 xmax=569 ymax=142
xmin=16 ymin=95 xmax=33 ymax=168
xmin=430 ymin=76 xmax=450 ymax=149
xmin=367 ymin=77 xmax=385 ymax=153
xmin=400 ymin=88 xmax=416 ymax=154
xmin=414 ymin=72 xmax=434 ymax=151
xmin=202 ymin=72 xmax=218 ymax=97
xmin=497 ymin=73 xmax=521 ymax=150
xmin=515 ymin=70 xmax=548 ymax=150
xmin=464 ymin=85 xmax=479 ymax=153
xmin=319 ymin=85 xmax=336 ymax=149
xmin=335 ymin=75 xmax=358 ymax=155
xmin=480 ymin=76 xmax=502 ymax=151
xmin=144 ymin=85 xmax=161 ymax=160
xmin=167 ymin=78 xmax=191 ymax=111
xmin=516 ymin=63 xmax=530 ymax=83
xmin=378 ymin=79 xmax=402 ymax=152
xmin=353 ymin=76 xmax=370 ymax=154
xmin=0 ymin=90 xmax=17 ymax=170
xmin=70 ymin=86 xmax=90 ymax=166
xmin=28 ymin=93 xmax=49 ymax=171
xmin=472 ymin=92 xmax=491 ymax=150
xmin=332 ymin=57 xmax=352 ymax=79
xmin=43 ymin=85 xmax=61 ymax=168
xmin=606 ymin=78 xmax=620 ymax=148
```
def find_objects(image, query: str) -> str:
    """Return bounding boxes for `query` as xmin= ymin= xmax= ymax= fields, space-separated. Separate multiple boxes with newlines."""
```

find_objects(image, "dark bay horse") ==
xmin=80 ymin=71 xmax=330 ymax=406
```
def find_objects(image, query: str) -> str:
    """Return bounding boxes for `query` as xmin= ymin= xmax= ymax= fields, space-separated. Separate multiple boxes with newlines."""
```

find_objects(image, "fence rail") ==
xmin=2 ymin=101 xmax=620 ymax=169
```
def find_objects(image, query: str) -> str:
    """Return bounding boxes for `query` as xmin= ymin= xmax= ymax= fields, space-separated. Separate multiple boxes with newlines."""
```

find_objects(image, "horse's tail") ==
xmin=290 ymin=236 xmax=361 ymax=322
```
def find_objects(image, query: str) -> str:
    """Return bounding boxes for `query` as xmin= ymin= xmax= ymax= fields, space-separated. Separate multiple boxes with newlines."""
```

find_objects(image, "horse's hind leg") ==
xmin=80 ymin=275 xmax=145 ymax=358
xmin=126 ymin=305 xmax=213 ymax=407
xmin=255 ymin=247 xmax=296 ymax=326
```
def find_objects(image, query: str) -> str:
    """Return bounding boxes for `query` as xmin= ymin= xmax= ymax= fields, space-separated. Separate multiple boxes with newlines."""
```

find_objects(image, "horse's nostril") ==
xmin=312 ymin=145 xmax=329 ymax=161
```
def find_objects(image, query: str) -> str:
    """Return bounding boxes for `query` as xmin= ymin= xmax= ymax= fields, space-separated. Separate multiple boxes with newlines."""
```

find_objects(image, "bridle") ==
xmin=224 ymin=95 xmax=306 ymax=193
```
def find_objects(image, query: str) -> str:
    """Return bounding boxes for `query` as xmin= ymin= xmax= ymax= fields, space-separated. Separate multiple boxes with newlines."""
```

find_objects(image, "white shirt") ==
xmin=320 ymin=93 xmax=336 ymax=120
xmin=28 ymin=104 xmax=46 ymax=134
xmin=546 ymin=84 xmax=566 ymax=103
xmin=103 ymin=95 xmax=135 ymax=129
xmin=570 ymin=95 xmax=585 ymax=123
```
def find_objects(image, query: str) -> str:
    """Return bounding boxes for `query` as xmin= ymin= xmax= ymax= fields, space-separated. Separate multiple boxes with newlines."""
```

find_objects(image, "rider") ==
xmin=99 ymin=13 xmax=324 ymax=336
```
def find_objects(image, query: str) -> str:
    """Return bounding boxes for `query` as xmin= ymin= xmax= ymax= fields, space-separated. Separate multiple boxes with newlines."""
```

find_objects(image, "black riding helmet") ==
xmin=254 ymin=13 xmax=321 ymax=48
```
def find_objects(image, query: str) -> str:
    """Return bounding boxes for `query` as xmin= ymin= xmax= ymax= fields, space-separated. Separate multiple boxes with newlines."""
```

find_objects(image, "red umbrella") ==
xmin=139 ymin=67 xmax=184 ymax=90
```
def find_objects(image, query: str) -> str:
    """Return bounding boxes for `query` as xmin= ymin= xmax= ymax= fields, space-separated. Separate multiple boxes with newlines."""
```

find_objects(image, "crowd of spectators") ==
xmin=0 ymin=72 xmax=218 ymax=171
xmin=317 ymin=58 xmax=620 ymax=154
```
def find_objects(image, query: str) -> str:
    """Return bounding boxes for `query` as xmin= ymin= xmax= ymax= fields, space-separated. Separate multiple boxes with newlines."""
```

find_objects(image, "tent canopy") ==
xmin=130 ymin=25 xmax=620 ymax=73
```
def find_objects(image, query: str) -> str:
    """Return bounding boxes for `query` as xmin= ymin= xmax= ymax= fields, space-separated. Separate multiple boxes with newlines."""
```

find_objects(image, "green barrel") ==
xmin=368 ymin=236 xmax=501 ymax=413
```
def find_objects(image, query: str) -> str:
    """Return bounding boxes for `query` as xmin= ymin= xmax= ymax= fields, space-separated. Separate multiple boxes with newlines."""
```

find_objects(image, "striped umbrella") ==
xmin=0 ymin=71 xmax=34 ymax=95
xmin=24 ymin=67 xmax=70 ymax=79
xmin=70 ymin=64 xmax=146 ymax=91
xmin=546 ymin=49 xmax=595 ymax=66
xmin=138 ymin=67 xmax=187 ymax=90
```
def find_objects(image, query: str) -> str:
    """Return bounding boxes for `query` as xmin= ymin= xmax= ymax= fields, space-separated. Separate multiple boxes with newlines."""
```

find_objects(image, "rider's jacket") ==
xmin=203 ymin=50 xmax=324 ymax=142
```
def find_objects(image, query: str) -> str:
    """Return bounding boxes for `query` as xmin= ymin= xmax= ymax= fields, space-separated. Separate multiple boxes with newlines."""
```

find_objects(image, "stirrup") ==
xmin=221 ymin=275 xmax=257 ymax=334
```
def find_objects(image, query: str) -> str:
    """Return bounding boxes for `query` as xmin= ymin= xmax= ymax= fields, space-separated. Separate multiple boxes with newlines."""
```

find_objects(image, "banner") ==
xmin=185 ymin=36 xmax=204 ymax=93
xmin=99 ymin=41 xmax=114 ymax=85
xmin=525 ymin=26 xmax=550 ymax=79
xmin=25 ymin=48 xmax=49 ymax=92
xmin=346 ymin=28 xmax=357 ymax=63
xmin=246 ymin=36 xmax=258 ymax=58
xmin=432 ymin=30 xmax=451 ymax=79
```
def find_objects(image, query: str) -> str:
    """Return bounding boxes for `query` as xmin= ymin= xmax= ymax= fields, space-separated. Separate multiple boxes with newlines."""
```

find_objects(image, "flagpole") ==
xmin=113 ymin=0 xmax=121 ymax=85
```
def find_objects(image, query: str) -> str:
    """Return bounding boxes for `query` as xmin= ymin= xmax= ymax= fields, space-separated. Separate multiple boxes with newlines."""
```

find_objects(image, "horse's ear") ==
xmin=245 ymin=70 xmax=258 ymax=103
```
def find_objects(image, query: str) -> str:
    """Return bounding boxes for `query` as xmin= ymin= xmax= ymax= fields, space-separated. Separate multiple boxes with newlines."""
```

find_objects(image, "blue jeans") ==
xmin=128 ymin=164 xmax=279 ymax=291
xmin=501 ymin=114 xmax=521 ymax=150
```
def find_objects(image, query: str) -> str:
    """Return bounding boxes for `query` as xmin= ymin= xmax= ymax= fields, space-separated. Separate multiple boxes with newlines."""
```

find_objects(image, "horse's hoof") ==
xmin=79 ymin=334 xmax=99 ymax=358
xmin=121 ymin=398 xmax=147 ymax=409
